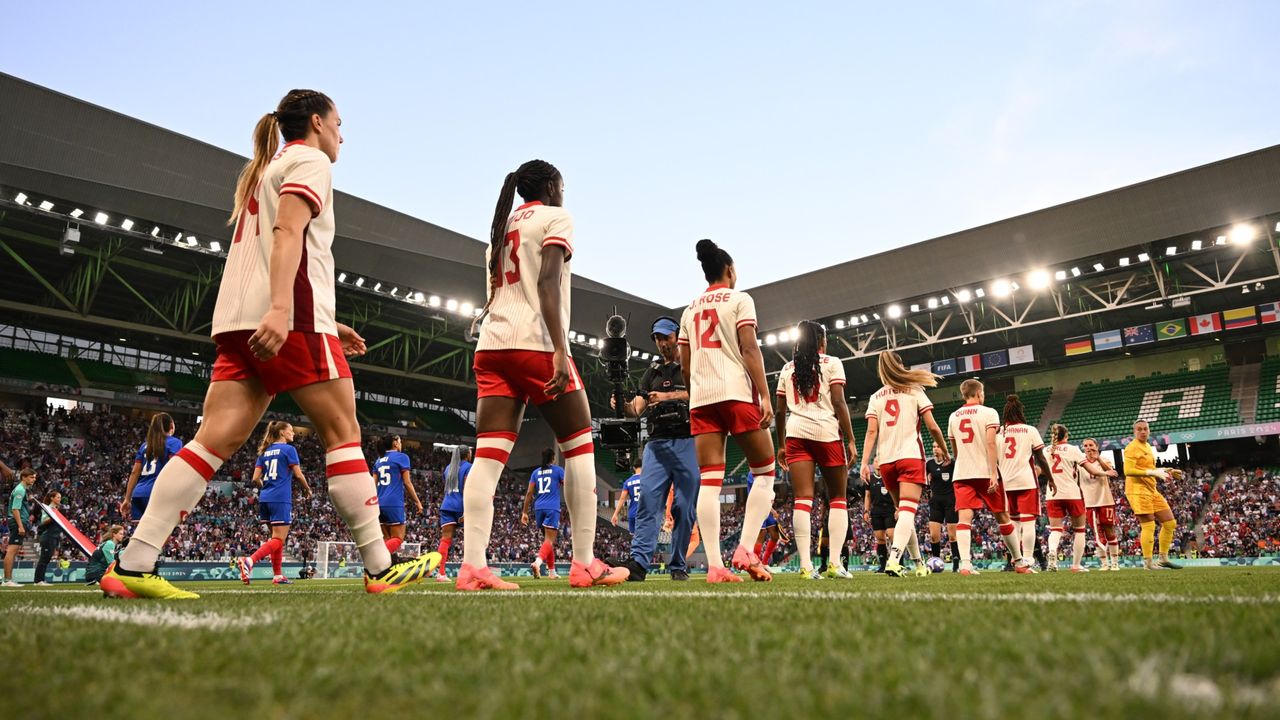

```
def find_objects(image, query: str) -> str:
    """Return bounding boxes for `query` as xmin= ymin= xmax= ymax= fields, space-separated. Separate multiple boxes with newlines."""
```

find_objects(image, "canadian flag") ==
xmin=1189 ymin=313 xmax=1222 ymax=335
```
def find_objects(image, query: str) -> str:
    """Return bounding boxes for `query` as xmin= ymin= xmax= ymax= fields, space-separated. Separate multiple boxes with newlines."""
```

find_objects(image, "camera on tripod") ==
xmin=597 ymin=313 xmax=642 ymax=470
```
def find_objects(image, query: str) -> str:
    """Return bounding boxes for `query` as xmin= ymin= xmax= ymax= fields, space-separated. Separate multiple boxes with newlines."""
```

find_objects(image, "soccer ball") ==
xmin=926 ymin=556 xmax=945 ymax=574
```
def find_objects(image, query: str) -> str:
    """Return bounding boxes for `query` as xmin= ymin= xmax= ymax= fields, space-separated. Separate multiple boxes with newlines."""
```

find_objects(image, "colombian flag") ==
xmin=1223 ymin=306 xmax=1257 ymax=330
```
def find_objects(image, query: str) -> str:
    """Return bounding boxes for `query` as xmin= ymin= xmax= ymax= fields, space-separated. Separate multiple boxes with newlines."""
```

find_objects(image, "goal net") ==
xmin=315 ymin=541 xmax=422 ymax=579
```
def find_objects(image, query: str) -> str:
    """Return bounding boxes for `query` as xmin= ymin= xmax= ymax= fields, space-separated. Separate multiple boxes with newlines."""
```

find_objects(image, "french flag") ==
xmin=958 ymin=354 xmax=981 ymax=374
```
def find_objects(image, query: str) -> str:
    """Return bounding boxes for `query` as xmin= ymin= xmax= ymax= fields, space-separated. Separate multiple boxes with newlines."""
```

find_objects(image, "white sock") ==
xmin=889 ymin=498 xmax=919 ymax=562
xmin=999 ymin=522 xmax=1023 ymax=561
xmin=1110 ymin=541 xmax=1122 ymax=567
xmin=793 ymin=497 xmax=813 ymax=571
xmin=325 ymin=443 xmax=391 ymax=576
xmin=120 ymin=441 xmax=223 ymax=572
xmin=1020 ymin=519 xmax=1037 ymax=561
xmin=461 ymin=432 xmax=515 ymax=569
xmin=740 ymin=461 xmax=776 ymax=557
xmin=1071 ymin=527 xmax=1086 ymax=568
xmin=1047 ymin=529 xmax=1063 ymax=565
xmin=558 ymin=429 xmax=598 ymax=565
xmin=697 ymin=465 xmax=725 ymax=568
xmin=956 ymin=523 xmax=973 ymax=567
xmin=906 ymin=526 xmax=922 ymax=562
xmin=827 ymin=499 xmax=849 ymax=568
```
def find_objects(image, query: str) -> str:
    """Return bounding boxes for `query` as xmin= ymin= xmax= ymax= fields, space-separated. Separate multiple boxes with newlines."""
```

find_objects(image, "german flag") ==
xmin=1064 ymin=336 xmax=1092 ymax=356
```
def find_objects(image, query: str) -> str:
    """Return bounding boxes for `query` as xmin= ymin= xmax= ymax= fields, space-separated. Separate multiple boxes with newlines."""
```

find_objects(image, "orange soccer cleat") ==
xmin=455 ymin=563 xmax=519 ymax=591
xmin=731 ymin=545 xmax=773 ymax=582
xmin=569 ymin=559 xmax=629 ymax=588
xmin=706 ymin=566 xmax=744 ymax=583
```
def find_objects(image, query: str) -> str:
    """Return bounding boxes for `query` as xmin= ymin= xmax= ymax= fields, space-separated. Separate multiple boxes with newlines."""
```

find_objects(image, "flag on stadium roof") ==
xmin=1092 ymin=329 xmax=1123 ymax=352
xmin=931 ymin=358 xmax=957 ymax=377
xmin=1260 ymin=302 xmax=1280 ymax=324
xmin=1157 ymin=318 xmax=1187 ymax=341
xmin=1123 ymin=324 xmax=1156 ymax=346
xmin=1223 ymin=306 xmax=1257 ymax=330
xmin=958 ymin=354 xmax=981 ymax=374
xmin=1064 ymin=336 xmax=1092 ymax=356
xmin=1008 ymin=345 xmax=1034 ymax=365
xmin=1189 ymin=312 xmax=1222 ymax=336
xmin=981 ymin=349 xmax=1009 ymax=369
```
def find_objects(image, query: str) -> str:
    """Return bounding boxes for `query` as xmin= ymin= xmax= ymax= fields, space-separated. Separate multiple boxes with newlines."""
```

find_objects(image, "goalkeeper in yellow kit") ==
xmin=1123 ymin=421 xmax=1183 ymax=570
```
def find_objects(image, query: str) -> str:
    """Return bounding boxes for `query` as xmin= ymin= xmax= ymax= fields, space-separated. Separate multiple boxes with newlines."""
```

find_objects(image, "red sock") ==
xmin=385 ymin=537 xmax=403 ymax=554
xmin=271 ymin=546 xmax=283 ymax=576
xmin=437 ymin=537 xmax=452 ymax=564
xmin=538 ymin=540 xmax=553 ymax=566
xmin=763 ymin=538 xmax=778 ymax=563
xmin=754 ymin=542 xmax=763 ymax=557
xmin=250 ymin=537 xmax=282 ymax=564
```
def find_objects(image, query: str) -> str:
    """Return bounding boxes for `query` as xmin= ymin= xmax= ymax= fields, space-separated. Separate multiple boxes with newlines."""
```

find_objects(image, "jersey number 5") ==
xmin=692 ymin=309 xmax=722 ymax=349
xmin=494 ymin=230 xmax=521 ymax=287
xmin=957 ymin=418 xmax=974 ymax=443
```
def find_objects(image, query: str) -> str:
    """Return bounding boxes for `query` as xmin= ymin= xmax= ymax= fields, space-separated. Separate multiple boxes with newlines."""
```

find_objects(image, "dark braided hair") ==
xmin=230 ymin=89 xmax=334 ymax=224
xmin=486 ymin=160 xmax=562 ymax=294
xmin=695 ymin=239 xmax=733 ymax=284
xmin=792 ymin=320 xmax=825 ymax=401
xmin=1002 ymin=394 xmax=1028 ymax=429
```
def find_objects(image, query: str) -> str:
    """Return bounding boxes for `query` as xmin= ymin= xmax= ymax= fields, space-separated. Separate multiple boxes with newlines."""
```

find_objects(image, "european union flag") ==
xmin=981 ymin=349 xmax=1009 ymax=369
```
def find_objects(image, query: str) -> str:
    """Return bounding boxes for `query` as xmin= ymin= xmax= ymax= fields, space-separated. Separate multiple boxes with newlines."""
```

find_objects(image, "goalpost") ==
xmin=315 ymin=541 xmax=422 ymax=579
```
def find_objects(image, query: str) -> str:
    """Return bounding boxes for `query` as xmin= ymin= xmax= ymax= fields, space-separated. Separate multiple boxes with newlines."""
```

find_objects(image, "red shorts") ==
xmin=785 ymin=437 xmax=846 ymax=468
xmin=211 ymin=330 xmax=351 ymax=396
xmin=1046 ymin=498 xmax=1086 ymax=520
xmin=878 ymin=459 xmax=925 ymax=495
xmin=1004 ymin=488 xmax=1040 ymax=518
xmin=474 ymin=350 xmax=583 ymax=406
xmin=1088 ymin=505 xmax=1117 ymax=527
xmin=954 ymin=478 xmax=1007 ymax=513
xmin=690 ymin=400 xmax=762 ymax=436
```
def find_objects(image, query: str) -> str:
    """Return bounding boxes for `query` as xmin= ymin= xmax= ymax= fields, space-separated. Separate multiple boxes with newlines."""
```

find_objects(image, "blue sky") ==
xmin=5 ymin=2 xmax=1279 ymax=307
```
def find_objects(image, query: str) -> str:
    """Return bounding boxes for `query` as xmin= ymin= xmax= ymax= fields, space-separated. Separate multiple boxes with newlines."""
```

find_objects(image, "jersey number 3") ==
xmin=494 ymin=230 xmax=522 ymax=287
xmin=692 ymin=309 xmax=722 ymax=349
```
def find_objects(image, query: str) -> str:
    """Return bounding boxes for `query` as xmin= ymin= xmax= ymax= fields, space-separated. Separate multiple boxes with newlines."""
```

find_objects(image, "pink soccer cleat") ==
xmin=706 ymin=566 xmax=744 ymax=583
xmin=569 ymin=559 xmax=629 ymax=588
xmin=237 ymin=556 xmax=253 ymax=585
xmin=959 ymin=567 xmax=980 ymax=576
xmin=731 ymin=545 xmax=773 ymax=582
xmin=455 ymin=563 xmax=518 ymax=591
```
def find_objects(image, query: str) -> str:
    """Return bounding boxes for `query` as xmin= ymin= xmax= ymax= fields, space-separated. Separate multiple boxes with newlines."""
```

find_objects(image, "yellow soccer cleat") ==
xmin=100 ymin=563 xmax=199 ymax=600
xmin=914 ymin=562 xmax=931 ymax=577
xmin=884 ymin=559 xmax=905 ymax=578
xmin=365 ymin=552 xmax=441 ymax=594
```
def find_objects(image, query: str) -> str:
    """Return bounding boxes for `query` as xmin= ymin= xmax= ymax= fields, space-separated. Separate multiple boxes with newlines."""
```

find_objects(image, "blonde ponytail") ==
xmin=877 ymin=351 xmax=938 ymax=391
xmin=229 ymin=113 xmax=280 ymax=225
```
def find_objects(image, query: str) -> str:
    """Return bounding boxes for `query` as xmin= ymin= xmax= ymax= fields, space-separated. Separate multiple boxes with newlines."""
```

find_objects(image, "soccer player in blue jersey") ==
xmin=118 ymin=413 xmax=183 ymax=523
xmin=435 ymin=446 xmax=472 ymax=582
xmin=611 ymin=459 xmax=643 ymax=533
xmin=521 ymin=448 xmax=565 ymax=579
xmin=374 ymin=434 xmax=423 ymax=559
xmin=239 ymin=421 xmax=312 ymax=585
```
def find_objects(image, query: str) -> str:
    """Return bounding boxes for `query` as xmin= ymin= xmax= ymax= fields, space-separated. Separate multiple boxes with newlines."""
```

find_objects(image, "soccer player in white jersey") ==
xmin=463 ymin=160 xmax=627 ymax=591
xmin=996 ymin=395 xmax=1054 ymax=568
xmin=774 ymin=321 xmax=857 ymax=579
xmin=947 ymin=379 xmax=1033 ymax=575
xmin=678 ymin=239 xmax=777 ymax=583
xmin=1045 ymin=424 xmax=1090 ymax=572
xmin=860 ymin=351 xmax=949 ymax=578
xmin=103 ymin=90 xmax=438 ymax=599
xmin=1080 ymin=438 xmax=1122 ymax=570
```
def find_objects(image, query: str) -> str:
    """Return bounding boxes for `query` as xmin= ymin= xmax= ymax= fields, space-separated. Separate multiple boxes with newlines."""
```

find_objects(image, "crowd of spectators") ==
xmin=1197 ymin=467 xmax=1280 ymax=557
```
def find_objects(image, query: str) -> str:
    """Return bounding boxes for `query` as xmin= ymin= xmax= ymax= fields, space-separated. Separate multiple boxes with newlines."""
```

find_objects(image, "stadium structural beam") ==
xmin=104 ymin=265 xmax=178 ymax=331
xmin=57 ymin=236 xmax=123 ymax=316
xmin=0 ymin=238 xmax=78 ymax=314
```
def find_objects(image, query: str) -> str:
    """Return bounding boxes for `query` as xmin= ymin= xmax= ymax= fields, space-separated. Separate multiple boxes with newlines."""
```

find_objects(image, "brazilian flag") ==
xmin=1157 ymin=318 xmax=1187 ymax=341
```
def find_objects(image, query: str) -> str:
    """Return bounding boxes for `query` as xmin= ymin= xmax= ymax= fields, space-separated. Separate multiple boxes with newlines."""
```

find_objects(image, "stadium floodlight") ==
xmin=872 ymin=313 xmax=881 ymax=321
xmin=886 ymin=305 xmax=902 ymax=319
xmin=1054 ymin=270 xmax=1067 ymax=281
xmin=389 ymin=287 xmax=398 ymax=296
xmin=590 ymin=338 xmax=600 ymax=348
xmin=186 ymin=235 xmax=198 ymax=247
xmin=14 ymin=192 xmax=28 ymax=204
xmin=1230 ymin=224 xmax=1256 ymax=245
xmin=1190 ymin=240 xmax=1202 ymax=251
xmin=373 ymin=282 xmax=382 ymax=292
xmin=175 ymin=232 xmax=184 ymax=243
xmin=121 ymin=218 xmax=135 ymax=231
xmin=860 ymin=314 xmax=869 ymax=323
xmin=1092 ymin=262 xmax=1104 ymax=272
xmin=1275 ymin=221 xmax=1280 ymax=232
xmin=354 ymin=277 xmax=365 ymax=287
xmin=955 ymin=288 xmax=972 ymax=303
xmin=778 ymin=330 xmax=790 ymax=343
xmin=927 ymin=297 xmax=938 ymax=309
xmin=909 ymin=304 xmax=920 ymax=313
xmin=94 ymin=211 xmax=109 ymax=225
xmin=1118 ymin=257 xmax=1130 ymax=267
xmin=209 ymin=241 xmax=222 ymax=252
xmin=834 ymin=319 xmax=845 ymax=329
xmin=460 ymin=302 xmax=475 ymax=316
xmin=1215 ymin=235 xmax=1227 ymax=246
xmin=940 ymin=296 xmax=950 ymax=306
xmin=991 ymin=279 xmax=1012 ymax=297
xmin=1070 ymin=267 xmax=1081 ymax=277
xmin=151 ymin=226 xmax=160 ymax=237
xmin=446 ymin=299 xmax=459 ymax=311
xmin=1137 ymin=252 xmax=1149 ymax=262
xmin=1027 ymin=269 xmax=1051 ymax=290
xmin=39 ymin=200 xmax=54 ymax=211
xmin=1165 ymin=246 xmax=1177 ymax=256
xmin=414 ymin=292 xmax=426 ymax=303
xmin=69 ymin=208 xmax=83 ymax=219
xmin=338 ymin=272 xmax=347 ymax=282
xmin=428 ymin=295 xmax=441 ymax=307
xmin=974 ymin=288 xmax=985 ymax=298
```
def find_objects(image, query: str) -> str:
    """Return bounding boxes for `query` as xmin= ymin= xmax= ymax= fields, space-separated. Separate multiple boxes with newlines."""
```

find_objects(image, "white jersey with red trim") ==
xmin=477 ymin=202 xmax=574 ymax=353
xmin=776 ymin=355 xmax=846 ymax=442
xmin=213 ymin=142 xmax=336 ymax=336
xmin=996 ymin=423 xmax=1045 ymax=491
xmin=1047 ymin=442 xmax=1085 ymax=500
xmin=678 ymin=286 xmax=758 ymax=408
xmin=864 ymin=385 xmax=932 ymax=464
xmin=1081 ymin=457 xmax=1118 ymax=507
xmin=947 ymin=403 xmax=1001 ymax=480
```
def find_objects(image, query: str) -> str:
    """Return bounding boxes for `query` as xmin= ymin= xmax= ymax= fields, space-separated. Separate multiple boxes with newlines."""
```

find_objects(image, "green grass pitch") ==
xmin=2 ymin=568 xmax=1278 ymax=719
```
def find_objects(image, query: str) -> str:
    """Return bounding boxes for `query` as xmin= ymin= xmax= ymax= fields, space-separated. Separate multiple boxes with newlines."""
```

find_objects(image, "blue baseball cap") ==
xmin=651 ymin=317 xmax=679 ymax=338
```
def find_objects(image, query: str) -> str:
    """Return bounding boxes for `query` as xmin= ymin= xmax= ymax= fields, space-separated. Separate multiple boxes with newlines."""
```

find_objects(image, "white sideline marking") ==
xmin=8 ymin=604 xmax=274 ymax=630
xmin=1127 ymin=657 xmax=1278 ymax=710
